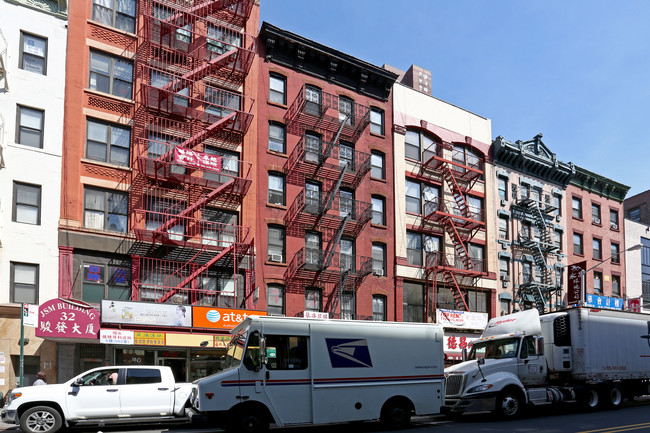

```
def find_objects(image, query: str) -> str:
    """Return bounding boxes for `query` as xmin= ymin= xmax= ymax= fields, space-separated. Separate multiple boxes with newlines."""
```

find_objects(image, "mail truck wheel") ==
xmin=380 ymin=397 xmax=412 ymax=429
xmin=229 ymin=408 xmax=269 ymax=433
xmin=20 ymin=406 xmax=63 ymax=433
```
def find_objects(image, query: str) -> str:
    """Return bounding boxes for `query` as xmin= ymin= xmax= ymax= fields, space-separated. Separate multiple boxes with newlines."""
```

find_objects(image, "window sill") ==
xmin=81 ymin=158 xmax=132 ymax=172
xmin=85 ymin=88 xmax=135 ymax=104
xmin=265 ymin=261 xmax=288 ymax=267
xmin=369 ymin=131 xmax=386 ymax=139
xmin=87 ymin=19 xmax=137 ymax=39
xmin=371 ymin=223 xmax=388 ymax=229
xmin=267 ymin=100 xmax=288 ymax=110
xmin=266 ymin=203 xmax=287 ymax=211
xmin=370 ymin=177 xmax=387 ymax=183
xmin=267 ymin=150 xmax=288 ymax=159
xmin=572 ymin=216 xmax=584 ymax=222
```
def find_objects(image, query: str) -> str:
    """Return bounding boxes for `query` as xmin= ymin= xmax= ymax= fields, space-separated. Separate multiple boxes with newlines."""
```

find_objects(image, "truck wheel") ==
xmin=228 ymin=410 xmax=269 ymax=433
xmin=20 ymin=406 xmax=63 ymax=433
xmin=603 ymin=385 xmax=623 ymax=409
xmin=380 ymin=399 xmax=412 ymax=429
xmin=495 ymin=389 xmax=523 ymax=418
xmin=579 ymin=386 xmax=600 ymax=411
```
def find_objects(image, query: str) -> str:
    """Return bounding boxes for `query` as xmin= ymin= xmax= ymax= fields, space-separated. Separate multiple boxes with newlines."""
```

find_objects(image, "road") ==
xmin=2 ymin=398 xmax=650 ymax=433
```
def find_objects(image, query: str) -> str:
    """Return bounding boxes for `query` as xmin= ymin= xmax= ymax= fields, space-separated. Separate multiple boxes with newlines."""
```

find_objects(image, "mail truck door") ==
xmin=262 ymin=334 xmax=312 ymax=425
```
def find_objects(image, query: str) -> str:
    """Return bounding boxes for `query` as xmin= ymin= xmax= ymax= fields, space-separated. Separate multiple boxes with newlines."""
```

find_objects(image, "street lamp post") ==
xmin=580 ymin=243 xmax=643 ymax=306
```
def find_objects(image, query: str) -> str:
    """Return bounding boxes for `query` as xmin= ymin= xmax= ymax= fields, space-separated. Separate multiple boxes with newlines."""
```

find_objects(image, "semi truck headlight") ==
xmin=467 ymin=384 xmax=493 ymax=393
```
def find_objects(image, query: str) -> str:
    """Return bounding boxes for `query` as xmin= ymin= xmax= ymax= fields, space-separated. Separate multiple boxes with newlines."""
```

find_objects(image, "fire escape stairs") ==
xmin=161 ymin=49 xmax=239 ymax=94
xmin=442 ymin=270 xmax=469 ymax=311
xmin=321 ymin=214 xmax=351 ymax=272
xmin=326 ymin=269 xmax=350 ymax=317
xmin=442 ymin=217 xmax=475 ymax=273
xmin=161 ymin=0 xmax=241 ymax=32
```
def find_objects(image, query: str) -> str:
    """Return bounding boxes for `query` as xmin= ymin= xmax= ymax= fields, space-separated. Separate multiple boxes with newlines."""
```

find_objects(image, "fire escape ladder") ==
xmin=154 ymin=178 xmax=235 ymax=235
xmin=158 ymin=243 xmax=235 ymax=303
xmin=441 ymin=163 xmax=471 ymax=219
xmin=161 ymin=49 xmax=238 ymax=94
xmin=181 ymin=112 xmax=237 ymax=150
xmin=443 ymin=217 xmax=475 ymax=272
xmin=531 ymin=287 xmax=546 ymax=314
xmin=443 ymin=271 xmax=469 ymax=311
xmin=317 ymin=164 xmax=347 ymax=223
xmin=321 ymin=215 xmax=350 ymax=271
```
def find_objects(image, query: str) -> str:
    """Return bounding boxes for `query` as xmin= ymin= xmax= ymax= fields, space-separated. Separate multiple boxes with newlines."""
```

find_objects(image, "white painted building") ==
xmin=624 ymin=218 xmax=650 ymax=312
xmin=0 ymin=0 xmax=67 ymax=391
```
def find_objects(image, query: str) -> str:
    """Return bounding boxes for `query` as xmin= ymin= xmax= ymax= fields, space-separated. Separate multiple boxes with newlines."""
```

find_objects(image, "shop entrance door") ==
xmin=157 ymin=356 xmax=187 ymax=382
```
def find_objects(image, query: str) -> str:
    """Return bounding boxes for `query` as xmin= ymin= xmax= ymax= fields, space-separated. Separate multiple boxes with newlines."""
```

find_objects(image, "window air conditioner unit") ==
xmin=502 ymin=281 xmax=509 ymax=288
xmin=556 ymin=215 xmax=561 ymax=222
xmin=500 ymin=199 xmax=507 ymax=206
xmin=269 ymin=254 xmax=283 ymax=262
xmin=500 ymin=275 xmax=510 ymax=282
xmin=373 ymin=269 xmax=384 ymax=277
xmin=592 ymin=217 xmax=601 ymax=225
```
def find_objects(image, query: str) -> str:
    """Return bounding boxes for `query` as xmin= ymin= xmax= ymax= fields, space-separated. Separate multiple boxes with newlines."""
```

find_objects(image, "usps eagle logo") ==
xmin=326 ymin=338 xmax=373 ymax=368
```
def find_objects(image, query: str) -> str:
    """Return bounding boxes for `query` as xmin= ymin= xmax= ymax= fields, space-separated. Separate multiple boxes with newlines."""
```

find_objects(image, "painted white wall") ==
xmin=0 ymin=2 xmax=67 ymax=304
xmin=624 ymin=219 xmax=649 ymax=303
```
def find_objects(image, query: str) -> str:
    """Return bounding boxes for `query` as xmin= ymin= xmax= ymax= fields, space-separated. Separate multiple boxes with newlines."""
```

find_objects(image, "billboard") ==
xmin=192 ymin=307 xmax=266 ymax=330
xmin=102 ymin=300 xmax=192 ymax=327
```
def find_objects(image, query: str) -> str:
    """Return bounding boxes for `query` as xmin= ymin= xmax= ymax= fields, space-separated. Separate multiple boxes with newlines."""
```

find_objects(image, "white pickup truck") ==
xmin=1 ymin=365 xmax=192 ymax=433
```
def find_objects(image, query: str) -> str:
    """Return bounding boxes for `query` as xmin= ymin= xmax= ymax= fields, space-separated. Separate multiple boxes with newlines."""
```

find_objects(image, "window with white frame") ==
xmin=269 ymin=73 xmax=286 ymax=104
xmin=371 ymin=195 xmax=385 ymax=225
xmin=13 ymin=182 xmax=41 ymax=225
xmin=594 ymin=271 xmax=603 ymax=294
xmin=268 ymin=172 xmax=285 ymax=206
xmin=371 ymin=151 xmax=385 ymax=180
xmin=11 ymin=262 xmax=39 ymax=304
xmin=339 ymin=141 xmax=355 ymax=171
xmin=372 ymin=243 xmax=386 ymax=276
xmin=372 ymin=295 xmax=386 ymax=321
xmin=612 ymin=275 xmax=621 ymax=296
xmin=405 ymin=178 xmax=421 ymax=214
xmin=405 ymin=129 xmax=437 ymax=162
xmin=267 ymin=284 xmax=285 ymax=315
xmin=86 ymin=119 xmax=130 ymax=166
xmin=84 ymin=187 xmax=128 ymax=232
xmin=305 ymin=288 xmax=321 ymax=312
xmin=20 ymin=32 xmax=47 ymax=74
xmin=611 ymin=242 xmax=620 ymax=264
xmin=498 ymin=215 xmax=509 ymax=240
xmin=145 ymin=196 xmax=184 ymax=240
xmin=341 ymin=291 xmax=355 ymax=320
xmin=498 ymin=177 xmax=508 ymax=201
xmin=92 ymin=0 xmax=136 ymax=33
xmin=592 ymin=203 xmax=601 ymax=225
xmin=593 ymin=238 xmax=602 ymax=260
xmin=340 ymin=238 xmax=354 ymax=271
xmin=89 ymin=51 xmax=133 ymax=98
xmin=610 ymin=209 xmax=619 ymax=230
xmin=573 ymin=233 xmax=583 ymax=255
xmin=267 ymin=225 xmax=285 ymax=263
xmin=572 ymin=197 xmax=582 ymax=219
xmin=17 ymin=105 xmax=44 ymax=148
xmin=370 ymin=107 xmax=384 ymax=135
xmin=339 ymin=96 xmax=354 ymax=126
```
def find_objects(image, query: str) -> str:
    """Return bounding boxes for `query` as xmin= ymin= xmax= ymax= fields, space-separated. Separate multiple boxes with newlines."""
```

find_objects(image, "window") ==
xmin=267 ymin=284 xmax=284 ymax=315
xmin=82 ymin=263 xmax=130 ymax=303
xmin=267 ymin=225 xmax=285 ymax=263
xmin=92 ymin=0 xmax=136 ymax=33
xmin=126 ymin=368 xmax=161 ymax=385
xmin=20 ymin=32 xmax=47 ymax=74
xmin=467 ymin=196 xmax=483 ymax=221
xmin=144 ymin=197 xmax=185 ymax=241
xmin=594 ymin=272 xmax=603 ymax=294
xmin=522 ymin=262 xmax=532 ymax=284
xmin=11 ymin=262 xmax=39 ymax=304
xmin=498 ymin=177 xmax=508 ymax=201
xmin=628 ymin=207 xmax=640 ymax=222
xmin=611 ymin=243 xmax=620 ymax=264
xmin=267 ymin=122 xmax=285 ymax=153
xmin=305 ymin=181 xmax=321 ymax=214
xmin=371 ymin=151 xmax=385 ymax=180
xmin=592 ymin=203 xmax=601 ymax=225
xmin=573 ymin=233 xmax=583 ymax=256
xmin=553 ymin=230 xmax=562 ymax=249
xmin=206 ymin=24 xmax=241 ymax=54
xmin=469 ymin=244 xmax=484 ymax=272
xmin=552 ymin=194 xmax=562 ymax=216
xmin=498 ymin=215 xmax=509 ymax=240
xmin=17 ymin=105 xmax=44 ymax=148
xmin=304 ymin=85 xmax=321 ymax=115
xmin=341 ymin=291 xmax=355 ymax=320
xmin=269 ymin=73 xmax=286 ymax=104
xmin=305 ymin=288 xmax=321 ymax=312
xmin=372 ymin=243 xmax=386 ymax=276
xmin=338 ymin=96 xmax=354 ymax=126
xmin=205 ymin=86 xmax=241 ymax=117
xmin=499 ymin=258 xmax=509 ymax=279
xmin=403 ymin=282 xmax=424 ymax=323
xmin=268 ymin=172 xmax=285 ymax=206
xmin=89 ymin=51 xmax=133 ymax=98
xmin=304 ymin=132 xmax=321 ymax=163
xmin=593 ymin=238 xmax=602 ymax=260
xmin=201 ymin=208 xmax=237 ymax=247
xmin=405 ymin=129 xmax=437 ymax=161
xmin=339 ymin=189 xmax=354 ymax=219
xmin=264 ymin=335 xmax=308 ymax=370
xmin=452 ymin=144 xmax=480 ymax=172
xmin=519 ymin=183 xmax=529 ymax=200
xmin=204 ymin=147 xmax=239 ymax=183
xmin=530 ymin=187 xmax=541 ymax=202
xmin=372 ymin=295 xmax=386 ymax=321
xmin=84 ymin=187 xmax=128 ymax=232
xmin=305 ymin=231 xmax=321 ymax=267
xmin=340 ymin=238 xmax=354 ymax=271
xmin=13 ymin=182 xmax=41 ymax=225
xmin=612 ymin=275 xmax=621 ymax=296
xmin=610 ymin=209 xmax=619 ymax=230
xmin=371 ymin=195 xmax=385 ymax=225
xmin=406 ymin=231 xmax=423 ymax=266
xmin=339 ymin=141 xmax=355 ymax=171
xmin=370 ymin=107 xmax=384 ymax=135
xmin=423 ymin=185 xmax=440 ymax=215
xmin=153 ymin=4 xmax=191 ymax=43
xmin=572 ymin=197 xmax=582 ymax=219
xmin=86 ymin=119 xmax=130 ymax=166
xmin=405 ymin=179 xmax=421 ymax=214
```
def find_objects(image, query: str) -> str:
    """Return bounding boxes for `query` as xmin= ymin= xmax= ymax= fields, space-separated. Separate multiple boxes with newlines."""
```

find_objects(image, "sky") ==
xmin=260 ymin=0 xmax=650 ymax=197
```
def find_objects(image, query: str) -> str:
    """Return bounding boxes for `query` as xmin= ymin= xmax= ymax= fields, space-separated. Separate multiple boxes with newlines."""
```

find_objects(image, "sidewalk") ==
xmin=0 ymin=422 xmax=17 ymax=431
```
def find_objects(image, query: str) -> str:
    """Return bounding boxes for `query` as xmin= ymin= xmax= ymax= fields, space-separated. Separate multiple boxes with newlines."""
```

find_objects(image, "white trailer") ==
xmin=190 ymin=316 xmax=444 ymax=432
xmin=444 ymin=307 xmax=650 ymax=418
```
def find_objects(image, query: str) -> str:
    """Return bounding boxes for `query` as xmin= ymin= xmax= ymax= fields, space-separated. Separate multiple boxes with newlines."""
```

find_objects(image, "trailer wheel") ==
xmin=380 ymin=398 xmax=412 ymax=429
xmin=19 ymin=406 xmax=63 ymax=433
xmin=603 ymin=385 xmax=623 ymax=409
xmin=495 ymin=388 xmax=524 ymax=418
xmin=579 ymin=386 xmax=600 ymax=411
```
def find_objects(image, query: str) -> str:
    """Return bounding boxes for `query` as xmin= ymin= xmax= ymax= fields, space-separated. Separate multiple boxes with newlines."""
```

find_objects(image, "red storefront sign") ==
xmin=36 ymin=298 xmax=100 ymax=339
xmin=567 ymin=261 xmax=586 ymax=305
xmin=628 ymin=297 xmax=642 ymax=312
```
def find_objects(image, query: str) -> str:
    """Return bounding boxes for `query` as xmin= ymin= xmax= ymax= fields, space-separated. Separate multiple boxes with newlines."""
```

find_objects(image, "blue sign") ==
xmin=585 ymin=294 xmax=624 ymax=310
xmin=325 ymin=338 xmax=373 ymax=368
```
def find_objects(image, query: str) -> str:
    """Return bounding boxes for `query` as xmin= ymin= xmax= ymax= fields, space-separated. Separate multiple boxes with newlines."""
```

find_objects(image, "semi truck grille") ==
xmin=445 ymin=374 xmax=465 ymax=396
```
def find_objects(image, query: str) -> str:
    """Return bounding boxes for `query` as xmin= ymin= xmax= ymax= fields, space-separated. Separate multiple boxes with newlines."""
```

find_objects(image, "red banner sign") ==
xmin=567 ymin=261 xmax=586 ymax=304
xmin=36 ymin=298 xmax=100 ymax=339
xmin=628 ymin=297 xmax=642 ymax=312
xmin=174 ymin=147 xmax=222 ymax=172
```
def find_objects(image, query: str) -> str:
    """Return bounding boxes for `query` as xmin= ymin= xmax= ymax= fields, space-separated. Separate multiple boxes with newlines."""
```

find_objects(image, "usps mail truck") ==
xmin=190 ymin=316 xmax=444 ymax=432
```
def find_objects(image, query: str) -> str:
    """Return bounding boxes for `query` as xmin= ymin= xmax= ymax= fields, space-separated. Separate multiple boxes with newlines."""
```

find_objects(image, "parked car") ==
xmin=1 ymin=365 xmax=192 ymax=433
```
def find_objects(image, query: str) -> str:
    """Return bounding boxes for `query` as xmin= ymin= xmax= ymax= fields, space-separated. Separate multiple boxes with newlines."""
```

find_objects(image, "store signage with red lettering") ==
xmin=174 ymin=147 xmax=222 ymax=172
xmin=436 ymin=309 xmax=488 ymax=330
xmin=36 ymin=298 xmax=100 ymax=339
xmin=444 ymin=332 xmax=480 ymax=360
xmin=628 ymin=297 xmax=642 ymax=312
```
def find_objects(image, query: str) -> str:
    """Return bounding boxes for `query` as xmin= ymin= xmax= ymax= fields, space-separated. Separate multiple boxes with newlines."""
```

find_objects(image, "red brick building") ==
xmin=256 ymin=23 xmax=398 ymax=319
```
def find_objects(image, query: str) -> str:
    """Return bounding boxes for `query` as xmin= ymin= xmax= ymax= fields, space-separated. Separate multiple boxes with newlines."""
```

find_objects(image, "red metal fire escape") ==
xmin=283 ymin=86 xmax=373 ymax=318
xmin=129 ymin=0 xmax=255 ymax=307
xmin=418 ymin=143 xmax=486 ymax=311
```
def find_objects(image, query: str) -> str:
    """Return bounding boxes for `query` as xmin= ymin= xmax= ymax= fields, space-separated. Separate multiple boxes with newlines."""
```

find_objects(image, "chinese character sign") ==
xmin=585 ymin=294 xmax=624 ymax=311
xmin=174 ymin=147 xmax=222 ymax=173
xmin=36 ymin=299 xmax=100 ymax=339
xmin=567 ymin=261 xmax=586 ymax=304
xmin=628 ymin=297 xmax=642 ymax=312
